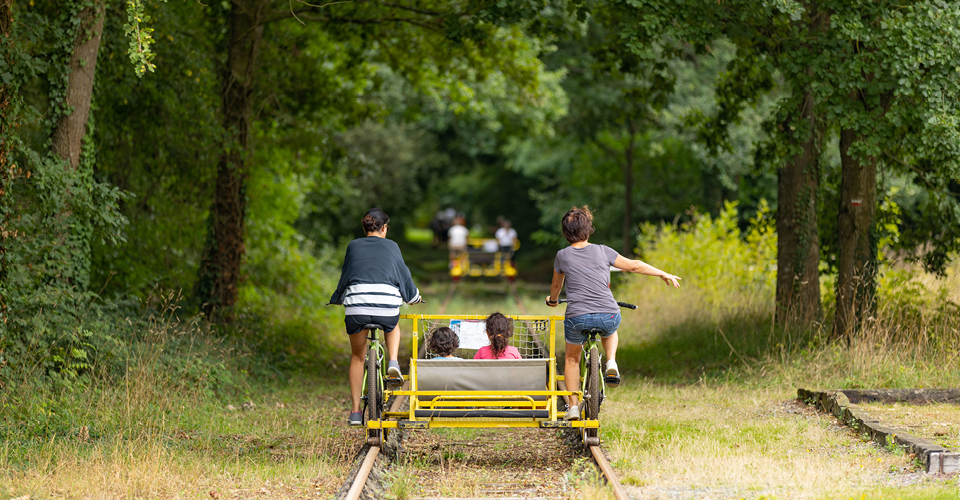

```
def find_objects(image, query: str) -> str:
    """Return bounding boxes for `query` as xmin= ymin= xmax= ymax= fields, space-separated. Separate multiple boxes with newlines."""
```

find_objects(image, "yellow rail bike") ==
xmin=363 ymin=313 xmax=603 ymax=448
xmin=449 ymin=238 xmax=520 ymax=281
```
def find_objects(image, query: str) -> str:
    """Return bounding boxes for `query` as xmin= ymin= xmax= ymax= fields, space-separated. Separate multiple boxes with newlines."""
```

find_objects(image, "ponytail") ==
xmin=485 ymin=312 xmax=513 ymax=358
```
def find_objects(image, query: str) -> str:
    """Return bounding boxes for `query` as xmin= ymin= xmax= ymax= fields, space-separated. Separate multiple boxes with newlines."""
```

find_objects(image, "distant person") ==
xmin=474 ymin=312 xmax=521 ymax=360
xmin=448 ymin=216 xmax=469 ymax=262
xmin=427 ymin=326 xmax=460 ymax=359
xmin=430 ymin=208 xmax=455 ymax=247
xmin=495 ymin=220 xmax=518 ymax=262
xmin=544 ymin=206 xmax=680 ymax=421
xmin=491 ymin=215 xmax=506 ymax=235
xmin=329 ymin=208 xmax=423 ymax=427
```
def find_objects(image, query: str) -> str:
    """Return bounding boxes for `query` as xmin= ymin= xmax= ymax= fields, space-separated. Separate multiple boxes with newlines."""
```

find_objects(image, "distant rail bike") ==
xmin=361 ymin=313 xmax=604 ymax=448
xmin=449 ymin=238 xmax=520 ymax=281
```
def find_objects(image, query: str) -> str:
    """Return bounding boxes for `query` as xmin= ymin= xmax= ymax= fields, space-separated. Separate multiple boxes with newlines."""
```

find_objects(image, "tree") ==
xmin=195 ymin=0 xmax=579 ymax=317
xmin=195 ymin=0 xmax=268 ymax=316
xmin=544 ymin=5 xmax=673 ymax=255
xmin=0 ymin=0 xmax=14 ymax=324
xmin=51 ymin=0 xmax=105 ymax=172
xmin=819 ymin=2 xmax=960 ymax=337
xmin=616 ymin=0 xmax=960 ymax=335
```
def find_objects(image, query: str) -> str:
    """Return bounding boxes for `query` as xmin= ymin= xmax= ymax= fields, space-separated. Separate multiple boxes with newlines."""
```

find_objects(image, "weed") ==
xmin=383 ymin=466 xmax=417 ymax=500
xmin=885 ymin=434 xmax=906 ymax=456
xmin=564 ymin=458 xmax=614 ymax=500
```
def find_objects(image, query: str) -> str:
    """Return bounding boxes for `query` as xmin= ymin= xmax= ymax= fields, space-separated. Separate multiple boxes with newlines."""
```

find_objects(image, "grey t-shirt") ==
xmin=554 ymin=244 xmax=619 ymax=319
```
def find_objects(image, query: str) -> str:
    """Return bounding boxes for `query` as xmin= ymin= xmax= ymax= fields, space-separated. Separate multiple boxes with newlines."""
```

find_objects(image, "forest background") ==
xmin=2 ymin=0 xmax=960 ymax=497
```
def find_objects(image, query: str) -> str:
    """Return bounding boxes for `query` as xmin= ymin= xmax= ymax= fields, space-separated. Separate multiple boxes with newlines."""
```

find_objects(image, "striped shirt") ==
xmin=330 ymin=236 xmax=420 ymax=316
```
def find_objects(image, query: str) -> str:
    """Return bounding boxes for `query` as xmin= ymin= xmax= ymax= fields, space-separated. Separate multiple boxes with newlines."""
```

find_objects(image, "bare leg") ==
xmin=601 ymin=331 xmax=619 ymax=364
xmin=384 ymin=324 xmax=401 ymax=362
xmin=349 ymin=331 xmax=369 ymax=413
xmin=564 ymin=342 xmax=582 ymax=408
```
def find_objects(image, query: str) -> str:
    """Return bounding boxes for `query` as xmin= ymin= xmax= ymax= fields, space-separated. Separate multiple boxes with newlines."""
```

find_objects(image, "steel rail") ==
xmin=343 ymin=446 xmax=379 ymax=500
xmin=343 ymin=382 xmax=409 ymax=500
xmin=589 ymin=445 xmax=628 ymax=500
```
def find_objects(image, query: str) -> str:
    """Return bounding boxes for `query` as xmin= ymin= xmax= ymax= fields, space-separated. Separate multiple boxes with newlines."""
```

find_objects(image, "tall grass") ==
xmin=618 ymin=201 xmax=960 ymax=389
xmin=1 ymin=297 xmax=361 ymax=499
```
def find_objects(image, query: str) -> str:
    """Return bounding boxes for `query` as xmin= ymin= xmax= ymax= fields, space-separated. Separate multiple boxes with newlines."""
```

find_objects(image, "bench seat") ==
xmin=415 ymin=358 xmax=549 ymax=402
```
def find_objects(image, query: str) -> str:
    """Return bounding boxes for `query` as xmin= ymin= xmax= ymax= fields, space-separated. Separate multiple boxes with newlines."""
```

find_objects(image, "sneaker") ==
xmin=605 ymin=360 xmax=621 ymax=388
xmin=386 ymin=360 xmax=403 ymax=382
xmin=348 ymin=411 xmax=363 ymax=427
xmin=564 ymin=405 xmax=580 ymax=421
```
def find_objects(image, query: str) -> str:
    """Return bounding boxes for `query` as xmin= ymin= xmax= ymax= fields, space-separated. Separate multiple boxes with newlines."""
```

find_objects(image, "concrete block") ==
xmin=928 ymin=452 xmax=942 ymax=474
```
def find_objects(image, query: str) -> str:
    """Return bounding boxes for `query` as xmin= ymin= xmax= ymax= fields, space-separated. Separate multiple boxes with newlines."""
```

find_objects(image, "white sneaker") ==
xmin=564 ymin=405 xmax=580 ymax=421
xmin=605 ymin=360 xmax=621 ymax=388
xmin=387 ymin=360 xmax=403 ymax=382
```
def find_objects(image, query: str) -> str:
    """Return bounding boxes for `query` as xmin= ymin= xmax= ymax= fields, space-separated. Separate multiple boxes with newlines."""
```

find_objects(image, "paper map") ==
xmin=450 ymin=319 xmax=489 ymax=350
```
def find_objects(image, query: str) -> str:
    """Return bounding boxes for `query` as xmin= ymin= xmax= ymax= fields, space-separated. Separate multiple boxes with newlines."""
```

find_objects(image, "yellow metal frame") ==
xmin=449 ymin=239 xmax=520 ymax=279
xmin=367 ymin=314 xmax=600 ymax=431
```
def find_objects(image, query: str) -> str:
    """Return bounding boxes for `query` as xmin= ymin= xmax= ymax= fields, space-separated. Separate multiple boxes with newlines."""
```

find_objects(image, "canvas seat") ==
xmin=414 ymin=358 xmax=550 ymax=418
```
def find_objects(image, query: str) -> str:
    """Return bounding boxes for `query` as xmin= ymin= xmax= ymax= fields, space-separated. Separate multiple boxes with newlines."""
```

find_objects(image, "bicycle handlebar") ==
xmin=555 ymin=298 xmax=637 ymax=310
xmin=326 ymin=299 xmax=426 ymax=306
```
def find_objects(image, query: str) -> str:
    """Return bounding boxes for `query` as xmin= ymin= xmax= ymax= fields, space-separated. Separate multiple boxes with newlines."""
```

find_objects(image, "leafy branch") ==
xmin=123 ymin=0 xmax=165 ymax=77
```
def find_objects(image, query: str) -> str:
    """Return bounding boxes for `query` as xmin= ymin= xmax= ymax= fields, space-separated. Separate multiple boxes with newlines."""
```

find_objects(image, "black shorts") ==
xmin=345 ymin=314 xmax=400 ymax=335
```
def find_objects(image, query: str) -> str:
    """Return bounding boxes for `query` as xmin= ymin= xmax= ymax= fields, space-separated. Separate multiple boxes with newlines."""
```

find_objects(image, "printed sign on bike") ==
xmin=449 ymin=319 xmax=489 ymax=350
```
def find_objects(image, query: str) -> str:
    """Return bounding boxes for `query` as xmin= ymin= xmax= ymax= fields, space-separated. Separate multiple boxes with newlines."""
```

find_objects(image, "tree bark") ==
xmin=775 ymin=91 xmax=822 ymax=327
xmin=0 ymin=0 xmax=14 ymax=322
xmin=622 ymin=120 xmax=636 ymax=256
xmin=197 ymin=0 xmax=266 ymax=317
xmin=834 ymin=108 xmax=878 ymax=339
xmin=51 ymin=0 xmax=105 ymax=170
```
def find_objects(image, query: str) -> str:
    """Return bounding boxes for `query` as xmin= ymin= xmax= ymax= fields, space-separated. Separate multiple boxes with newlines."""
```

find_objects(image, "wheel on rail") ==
xmin=583 ymin=348 xmax=601 ymax=442
xmin=365 ymin=348 xmax=382 ymax=435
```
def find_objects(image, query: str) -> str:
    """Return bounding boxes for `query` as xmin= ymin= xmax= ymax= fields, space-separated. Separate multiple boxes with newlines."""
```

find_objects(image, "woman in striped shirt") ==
xmin=330 ymin=208 xmax=422 ymax=426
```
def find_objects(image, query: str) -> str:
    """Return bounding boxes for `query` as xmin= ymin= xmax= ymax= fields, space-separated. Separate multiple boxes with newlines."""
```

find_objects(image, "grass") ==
xmin=1 ymin=369 xmax=363 ymax=499
xmin=857 ymin=402 xmax=960 ymax=450
xmin=5 ymin=218 xmax=960 ymax=499
xmin=601 ymin=383 xmax=951 ymax=498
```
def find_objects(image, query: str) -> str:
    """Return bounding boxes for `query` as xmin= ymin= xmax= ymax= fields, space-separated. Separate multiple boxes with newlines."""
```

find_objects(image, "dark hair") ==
xmin=428 ymin=327 xmax=459 ymax=357
xmin=561 ymin=206 xmax=595 ymax=244
xmin=362 ymin=208 xmax=389 ymax=234
xmin=485 ymin=312 xmax=513 ymax=358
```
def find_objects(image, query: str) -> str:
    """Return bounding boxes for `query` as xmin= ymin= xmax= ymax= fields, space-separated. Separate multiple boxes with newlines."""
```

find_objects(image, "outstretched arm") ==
xmin=613 ymin=255 xmax=681 ymax=288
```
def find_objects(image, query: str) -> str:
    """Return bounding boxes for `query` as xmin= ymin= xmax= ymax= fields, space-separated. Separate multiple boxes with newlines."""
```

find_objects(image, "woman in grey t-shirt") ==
xmin=545 ymin=206 xmax=681 ymax=421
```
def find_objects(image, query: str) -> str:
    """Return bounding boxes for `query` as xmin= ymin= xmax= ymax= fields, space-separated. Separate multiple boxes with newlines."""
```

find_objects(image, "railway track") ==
xmin=338 ymin=432 xmax=628 ymax=500
xmin=338 ymin=356 xmax=628 ymax=500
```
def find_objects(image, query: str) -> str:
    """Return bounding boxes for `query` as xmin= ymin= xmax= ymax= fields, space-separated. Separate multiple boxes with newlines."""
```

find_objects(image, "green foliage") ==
xmin=123 ymin=0 xmax=165 ymax=76
xmin=637 ymin=201 xmax=777 ymax=307
xmin=0 ymin=298 xmax=262 ymax=441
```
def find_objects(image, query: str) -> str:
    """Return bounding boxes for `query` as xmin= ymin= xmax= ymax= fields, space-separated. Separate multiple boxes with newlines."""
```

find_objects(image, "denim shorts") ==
xmin=563 ymin=312 xmax=621 ymax=345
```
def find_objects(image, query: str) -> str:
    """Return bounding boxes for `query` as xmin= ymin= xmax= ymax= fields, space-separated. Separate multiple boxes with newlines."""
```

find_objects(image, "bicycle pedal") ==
xmin=604 ymin=376 xmax=621 ymax=388
xmin=385 ymin=376 xmax=403 ymax=387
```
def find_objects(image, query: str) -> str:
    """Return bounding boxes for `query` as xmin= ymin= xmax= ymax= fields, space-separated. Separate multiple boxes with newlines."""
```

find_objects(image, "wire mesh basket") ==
xmin=420 ymin=317 xmax=550 ymax=360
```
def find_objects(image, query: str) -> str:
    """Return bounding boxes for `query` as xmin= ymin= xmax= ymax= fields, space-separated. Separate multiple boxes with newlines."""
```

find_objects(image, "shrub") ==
xmin=636 ymin=200 xmax=776 ymax=310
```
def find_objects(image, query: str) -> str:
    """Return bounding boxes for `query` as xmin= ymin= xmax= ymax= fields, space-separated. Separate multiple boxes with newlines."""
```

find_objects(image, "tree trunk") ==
xmin=622 ymin=121 xmax=636 ymax=256
xmin=0 ymin=0 xmax=13 ymax=323
xmin=834 ymin=115 xmax=878 ymax=339
xmin=197 ymin=0 xmax=266 ymax=318
xmin=45 ymin=0 xmax=105 ymax=291
xmin=775 ymin=91 xmax=821 ymax=327
xmin=51 ymin=0 xmax=105 ymax=170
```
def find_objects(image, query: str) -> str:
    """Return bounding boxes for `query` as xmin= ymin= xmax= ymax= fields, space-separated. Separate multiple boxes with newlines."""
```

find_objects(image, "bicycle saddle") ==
xmin=361 ymin=324 xmax=383 ymax=331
